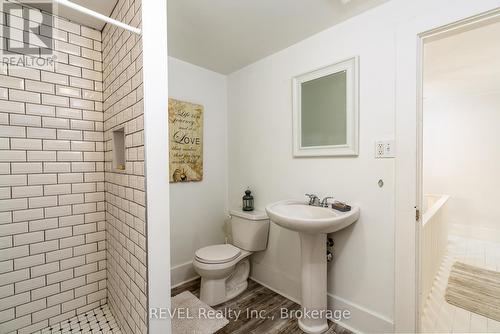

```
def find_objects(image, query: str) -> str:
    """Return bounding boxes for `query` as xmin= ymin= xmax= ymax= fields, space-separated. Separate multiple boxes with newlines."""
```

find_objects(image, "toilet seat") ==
xmin=195 ymin=244 xmax=241 ymax=264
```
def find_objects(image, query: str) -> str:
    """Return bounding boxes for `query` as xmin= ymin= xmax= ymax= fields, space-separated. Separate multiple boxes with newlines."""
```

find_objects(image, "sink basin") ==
xmin=265 ymin=200 xmax=360 ymax=334
xmin=265 ymin=200 xmax=359 ymax=234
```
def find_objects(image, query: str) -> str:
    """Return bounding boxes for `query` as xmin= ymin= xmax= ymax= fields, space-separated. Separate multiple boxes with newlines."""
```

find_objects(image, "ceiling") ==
xmin=168 ymin=0 xmax=387 ymax=74
xmin=31 ymin=0 xmax=388 ymax=74
xmin=30 ymin=0 xmax=118 ymax=31
xmin=424 ymin=19 xmax=500 ymax=98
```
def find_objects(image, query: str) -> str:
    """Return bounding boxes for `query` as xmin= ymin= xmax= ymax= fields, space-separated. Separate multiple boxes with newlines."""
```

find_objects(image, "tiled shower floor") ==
xmin=37 ymin=304 xmax=121 ymax=334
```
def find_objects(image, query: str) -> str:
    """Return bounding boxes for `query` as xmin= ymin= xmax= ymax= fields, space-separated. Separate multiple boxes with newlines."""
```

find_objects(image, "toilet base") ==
xmin=225 ymin=279 xmax=247 ymax=301
xmin=199 ymin=258 xmax=250 ymax=306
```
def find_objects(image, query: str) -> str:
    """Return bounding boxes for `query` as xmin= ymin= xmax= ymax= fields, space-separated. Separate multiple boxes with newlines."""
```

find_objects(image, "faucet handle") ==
xmin=321 ymin=196 xmax=334 ymax=207
xmin=305 ymin=194 xmax=318 ymax=205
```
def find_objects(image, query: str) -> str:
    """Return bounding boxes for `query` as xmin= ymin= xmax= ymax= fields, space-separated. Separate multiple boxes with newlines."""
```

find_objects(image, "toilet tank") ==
xmin=230 ymin=209 xmax=269 ymax=252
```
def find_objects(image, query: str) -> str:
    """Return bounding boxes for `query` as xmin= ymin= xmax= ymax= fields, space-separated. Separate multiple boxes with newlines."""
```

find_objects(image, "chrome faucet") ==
xmin=320 ymin=197 xmax=333 ymax=208
xmin=305 ymin=194 xmax=320 ymax=206
xmin=305 ymin=194 xmax=333 ymax=207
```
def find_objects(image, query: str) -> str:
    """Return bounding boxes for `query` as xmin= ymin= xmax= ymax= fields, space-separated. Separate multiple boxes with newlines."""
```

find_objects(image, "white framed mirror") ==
xmin=292 ymin=56 xmax=359 ymax=157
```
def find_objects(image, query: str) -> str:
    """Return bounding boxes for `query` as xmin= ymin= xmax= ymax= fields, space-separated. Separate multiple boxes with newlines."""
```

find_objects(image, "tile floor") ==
xmin=421 ymin=236 xmax=500 ymax=333
xmin=37 ymin=305 xmax=121 ymax=334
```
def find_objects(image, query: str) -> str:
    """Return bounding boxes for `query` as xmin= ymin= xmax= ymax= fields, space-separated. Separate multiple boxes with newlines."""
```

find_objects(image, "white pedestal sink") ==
xmin=265 ymin=200 xmax=360 ymax=334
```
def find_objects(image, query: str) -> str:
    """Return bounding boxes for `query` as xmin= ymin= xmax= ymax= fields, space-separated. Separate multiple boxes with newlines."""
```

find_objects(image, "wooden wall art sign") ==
xmin=168 ymin=98 xmax=204 ymax=182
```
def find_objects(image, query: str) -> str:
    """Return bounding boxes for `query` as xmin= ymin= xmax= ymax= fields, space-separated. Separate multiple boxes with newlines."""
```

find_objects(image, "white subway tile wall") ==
xmin=0 ymin=2 xmax=107 ymax=333
xmin=102 ymin=0 xmax=146 ymax=333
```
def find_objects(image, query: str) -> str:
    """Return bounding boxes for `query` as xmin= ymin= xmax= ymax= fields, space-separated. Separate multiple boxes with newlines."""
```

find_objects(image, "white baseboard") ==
xmin=171 ymin=261 xmax=199 ymax=288
xmin=450 ymin=223 xmax=500 ymax=243
xmin=250 ymin=259 xmax=394 ymax=334
xmin=327 ymin=293 xmax=394 ymax=333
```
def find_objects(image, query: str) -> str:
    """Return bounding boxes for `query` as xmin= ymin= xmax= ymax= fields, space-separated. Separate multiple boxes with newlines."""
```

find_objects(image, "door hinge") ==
xmin=416 ymin=209 xmax=420 ymax=222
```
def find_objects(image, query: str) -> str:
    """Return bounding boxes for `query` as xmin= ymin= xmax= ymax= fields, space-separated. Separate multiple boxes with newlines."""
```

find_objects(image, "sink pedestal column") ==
xmin=298 ymin=232 xmax=329 ymax=334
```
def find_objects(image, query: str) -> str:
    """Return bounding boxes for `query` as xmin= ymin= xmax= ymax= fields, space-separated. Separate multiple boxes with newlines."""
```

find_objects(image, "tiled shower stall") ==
xmin=0 ymin=0 xmax=147 ymax=333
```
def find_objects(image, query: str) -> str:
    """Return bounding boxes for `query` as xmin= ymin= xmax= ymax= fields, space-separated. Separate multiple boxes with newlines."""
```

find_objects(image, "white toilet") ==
xmin=193 ymin=209 xmax=269 ymax=306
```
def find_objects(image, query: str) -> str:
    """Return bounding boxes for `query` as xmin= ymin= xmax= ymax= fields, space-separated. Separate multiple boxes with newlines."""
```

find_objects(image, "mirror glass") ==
xmin=301 ymin=71 xmax=347 ymax=147
xmin=293 ymin=57 xmax=358 ymax=157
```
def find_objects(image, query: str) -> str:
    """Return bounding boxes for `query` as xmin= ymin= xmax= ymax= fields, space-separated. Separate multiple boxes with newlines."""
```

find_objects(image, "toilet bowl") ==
xmin=193 ymin=209 xmax=269 ymax=306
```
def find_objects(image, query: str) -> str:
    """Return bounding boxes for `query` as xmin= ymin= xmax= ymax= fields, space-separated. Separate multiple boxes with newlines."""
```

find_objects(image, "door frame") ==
xmin=394 ymin=4 xmax=500 ymax=332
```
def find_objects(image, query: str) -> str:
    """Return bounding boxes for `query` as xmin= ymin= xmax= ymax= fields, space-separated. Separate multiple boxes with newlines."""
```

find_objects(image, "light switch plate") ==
xmin=375 ymin=140 xmax=395 ymax=158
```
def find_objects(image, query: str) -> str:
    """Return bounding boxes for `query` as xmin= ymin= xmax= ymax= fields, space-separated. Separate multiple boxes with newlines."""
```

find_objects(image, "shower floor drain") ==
xmin=38 ymin=304 xmax=122 ymax=334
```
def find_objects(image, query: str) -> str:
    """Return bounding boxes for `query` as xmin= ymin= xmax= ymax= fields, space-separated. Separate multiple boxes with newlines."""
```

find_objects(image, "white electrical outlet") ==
xmin=376 ymin=142 xmax=384 ymax=157
xmin=375 ymin=140 xmax=395 ymax=158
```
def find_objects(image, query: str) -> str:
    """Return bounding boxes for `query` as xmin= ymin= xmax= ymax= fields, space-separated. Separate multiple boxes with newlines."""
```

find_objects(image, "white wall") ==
xmin=103 ymin=1 xmax=149 ymax=332
xmin=227 ymin=4 xmax=399 ymax=332
xmin=168 ymin=57 xmax=228 ymax=286
xmin=0 ymin=5 xmax=106 ymax=333
xmin=423 ymin=92 xmax=500 ymax=241
xmin=227 ymin=1 xmax=500 ymax=332
xmin=143 ymin=0 xmax=170 ymax=332
xmin=425 ymin=95 xmax=500 ymax=235
xmin=423 ymin=21 xmax=500 ymax=242
xmin=424 ymin=93 xmax=500 ymax=238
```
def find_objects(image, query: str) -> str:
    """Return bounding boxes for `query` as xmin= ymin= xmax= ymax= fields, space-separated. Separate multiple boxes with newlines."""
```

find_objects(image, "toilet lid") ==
xmin=195 ymin=244 xmax=241 ymax=264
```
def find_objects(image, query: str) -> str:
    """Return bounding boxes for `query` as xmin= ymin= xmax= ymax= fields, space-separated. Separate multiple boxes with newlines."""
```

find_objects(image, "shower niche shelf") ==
xmin=113 ymin=128 xmax=126 ymax=172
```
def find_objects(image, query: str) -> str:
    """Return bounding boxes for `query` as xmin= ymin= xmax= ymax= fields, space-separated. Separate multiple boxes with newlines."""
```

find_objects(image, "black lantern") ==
xmin=242 ymin=189 xmax=254 ymax=211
